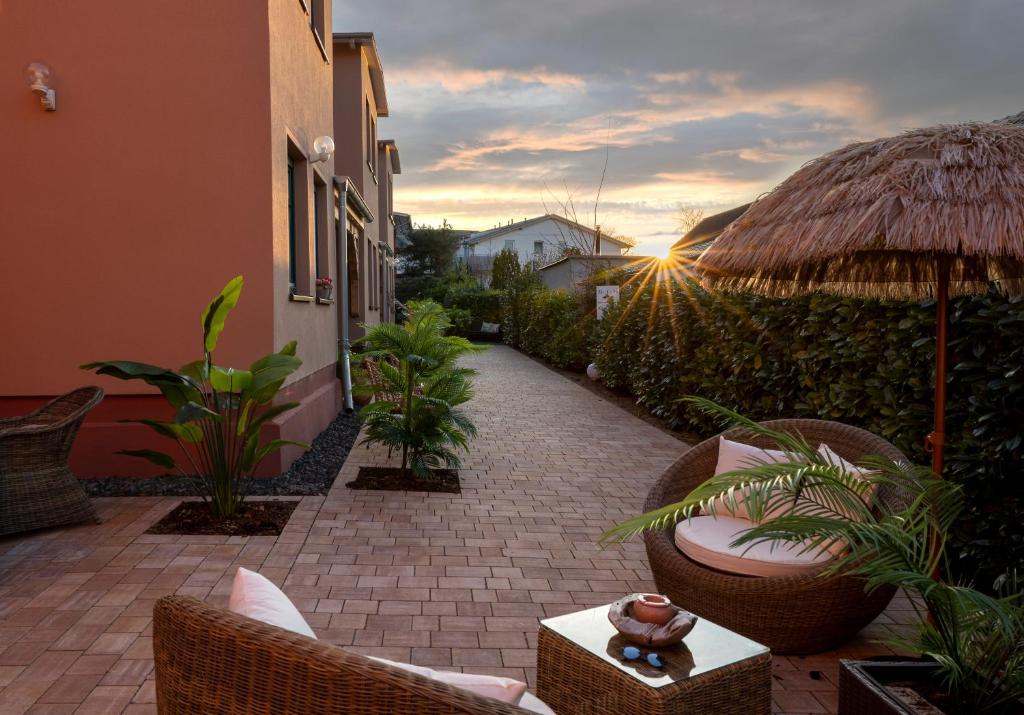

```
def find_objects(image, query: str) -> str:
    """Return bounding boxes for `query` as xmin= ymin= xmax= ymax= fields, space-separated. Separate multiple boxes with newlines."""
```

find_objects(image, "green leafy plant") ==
xmin=502 ymin=285 xmax=592 ymax=370
xmin=357 ymin=301 xmax=485 ymax=479
xmin=592 ymin=278 xmax=1023 ymax=589
xmin=81 ymin=276 xmax=307 ymax=518
xmin=490 ymin=248 xmax=521 ymax=292
xmin=602 ymin=398 xmax=1023 ymax=714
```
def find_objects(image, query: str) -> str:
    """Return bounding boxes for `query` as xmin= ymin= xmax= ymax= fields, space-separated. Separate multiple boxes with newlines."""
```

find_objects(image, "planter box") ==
xmin=839 ymin=659 xmax=943 ymax=715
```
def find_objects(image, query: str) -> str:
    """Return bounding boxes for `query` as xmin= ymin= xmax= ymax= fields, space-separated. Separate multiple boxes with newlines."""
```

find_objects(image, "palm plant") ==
xmin=602 ymin=397 xmax=1023 ymax=714
xmin=82 ymin=276 xmax=307 ymax=518
xmin=357 ymin=301 xmax=485 ymax=479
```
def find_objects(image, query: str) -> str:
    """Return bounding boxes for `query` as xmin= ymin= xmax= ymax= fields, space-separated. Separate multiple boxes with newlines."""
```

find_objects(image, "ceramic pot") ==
xmin=631 ymin=594 xmax=674 ymax=626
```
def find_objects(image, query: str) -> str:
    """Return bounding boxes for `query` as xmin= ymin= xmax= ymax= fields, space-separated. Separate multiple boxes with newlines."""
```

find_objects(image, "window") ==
xmin=504 ymin=239 xmax=515 ymax=251
xmin=287 ymin=141 xmax=311 ymax=296
xmin=347 ymin=227 xmax=360 ymax=318
xmin=534 ymin=240 xmax=544 ymax=255
xmin=365 ymin=99 xmax=375 ymax=175
xmin=309 ymin=0 xmax=324 ymax=43
xmin=313 ymin=176 xmax=328 ymax=284
xmin=287 ymin=157 xmax=296 ymax=291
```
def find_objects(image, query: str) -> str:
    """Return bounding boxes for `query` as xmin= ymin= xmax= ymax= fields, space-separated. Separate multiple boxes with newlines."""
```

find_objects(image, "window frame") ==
xmin=286 ymin=139 xmax=312 ymax=298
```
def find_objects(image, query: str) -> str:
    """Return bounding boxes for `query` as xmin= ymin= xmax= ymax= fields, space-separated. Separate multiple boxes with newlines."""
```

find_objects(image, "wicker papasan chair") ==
xmin=643 ymin=418 xmax=909 ymax=655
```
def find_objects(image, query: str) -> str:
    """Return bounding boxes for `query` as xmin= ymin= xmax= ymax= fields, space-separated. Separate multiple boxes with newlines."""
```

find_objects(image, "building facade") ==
xmin=331 ymin=33 xmax=399 ymax=340
xmin=459 ymin=215 xmax=630 ymax=282
xmin=0 ymin=3 xmax=398 ymax=476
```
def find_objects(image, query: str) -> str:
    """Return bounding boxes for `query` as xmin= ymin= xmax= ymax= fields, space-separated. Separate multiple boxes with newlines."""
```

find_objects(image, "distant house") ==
xmin=671 ymin=204 xmax=750 ymax=259
xmin=538 ymin=255 xmax=656 ymax=292
xmin=460 ymin=215 xmax=631 ymax=281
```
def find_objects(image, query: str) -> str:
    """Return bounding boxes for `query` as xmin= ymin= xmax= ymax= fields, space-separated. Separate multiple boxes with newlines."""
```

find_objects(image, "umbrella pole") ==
xmin=927 ymin=257 xmax=950 ymax=477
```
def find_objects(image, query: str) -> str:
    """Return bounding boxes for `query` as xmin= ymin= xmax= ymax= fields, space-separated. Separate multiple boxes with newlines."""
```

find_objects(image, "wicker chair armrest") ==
xmin=0 ymin=387 xmax=104 ymax=440
xmin=154 ymin=596 xmax=534 ymax=715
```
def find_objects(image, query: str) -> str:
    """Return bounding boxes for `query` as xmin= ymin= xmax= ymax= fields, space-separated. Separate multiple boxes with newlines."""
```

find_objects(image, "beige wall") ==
xmin=268 ymin=0 xmax=337 ymax=383
xmin=332 ymin=40 xmax=384 ymax=335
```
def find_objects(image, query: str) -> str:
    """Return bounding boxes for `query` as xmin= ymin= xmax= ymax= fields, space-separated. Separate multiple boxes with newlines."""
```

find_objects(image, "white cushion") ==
xmin=708 ymin=437 xmax=793 ymax=520
xmin=368 ymin=657 xmax=529 ymax=705
xmin=228 ymin=567 xmax=316 ymax=639
xmin=674 ymin=515 xmax=834 ymax=577
xmin=519 ymin=692 xmax=557 ymax=714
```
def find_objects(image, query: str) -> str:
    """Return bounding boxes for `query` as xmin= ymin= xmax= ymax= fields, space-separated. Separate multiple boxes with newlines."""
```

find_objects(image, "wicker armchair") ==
xmin=643 ymin=419 xmax=909 ymax=655
xmin=0 ymin=386 xmax=103 ymax=537
xmin=364 ymin=356 xmax=424 ymax=410
xmin=154 ymin=595 xmax=538 ymax=714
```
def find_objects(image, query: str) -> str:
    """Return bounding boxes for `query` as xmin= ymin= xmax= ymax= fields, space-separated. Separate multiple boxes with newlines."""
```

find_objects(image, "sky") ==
xmin=333 ymin=0 xmax=1022 ymax=258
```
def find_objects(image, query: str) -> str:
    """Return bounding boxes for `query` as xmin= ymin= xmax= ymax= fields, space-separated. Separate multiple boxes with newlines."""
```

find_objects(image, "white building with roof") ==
xmin=459 ymin=215 xmax=630 ymax=279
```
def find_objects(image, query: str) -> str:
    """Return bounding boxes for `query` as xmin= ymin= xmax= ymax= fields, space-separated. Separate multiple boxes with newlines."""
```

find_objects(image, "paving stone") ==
xmin=0 ymin=347 xmax=917 ymax=713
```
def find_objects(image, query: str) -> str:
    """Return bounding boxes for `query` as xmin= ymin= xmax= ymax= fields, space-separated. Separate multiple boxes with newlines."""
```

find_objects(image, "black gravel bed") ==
xmin=81 ymin=408 xmax=362 ymax=498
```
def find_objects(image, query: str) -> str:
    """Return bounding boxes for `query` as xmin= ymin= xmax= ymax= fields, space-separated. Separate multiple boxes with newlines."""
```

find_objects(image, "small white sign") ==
xmin=595 ymin=285 xmax=620 ymax=320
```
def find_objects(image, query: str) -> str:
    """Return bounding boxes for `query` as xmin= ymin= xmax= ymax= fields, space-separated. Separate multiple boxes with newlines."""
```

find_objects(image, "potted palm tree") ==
xmin=603 ymin=398 xmax=1023 ymax=715
xmin=351 ymin=301 xmax=485 ymax=491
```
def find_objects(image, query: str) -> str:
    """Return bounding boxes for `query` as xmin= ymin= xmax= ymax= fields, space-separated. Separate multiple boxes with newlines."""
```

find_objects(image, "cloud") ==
xmin=391 ymin=61 xmax=585 ymax=92
xmin=333 ymin=0 xmax=1024 ymax=257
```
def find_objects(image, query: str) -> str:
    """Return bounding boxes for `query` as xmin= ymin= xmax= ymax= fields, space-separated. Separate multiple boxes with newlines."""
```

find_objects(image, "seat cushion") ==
xmin=228 ymin=567 xmax=316 ymax=639
xmin=708 ymin=437 xmax=794 ymax=520
xmin=674 ymin=515 xmax=834 ymax=577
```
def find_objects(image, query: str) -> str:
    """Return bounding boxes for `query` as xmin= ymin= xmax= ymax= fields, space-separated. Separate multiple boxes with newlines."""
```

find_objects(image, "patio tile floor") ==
xmin=0 ymin=345 xmax=914 ymax=714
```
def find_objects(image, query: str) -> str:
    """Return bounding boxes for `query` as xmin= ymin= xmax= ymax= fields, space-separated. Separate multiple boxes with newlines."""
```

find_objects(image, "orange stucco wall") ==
xmin=0 ymin=1 xmax=341 ymax=476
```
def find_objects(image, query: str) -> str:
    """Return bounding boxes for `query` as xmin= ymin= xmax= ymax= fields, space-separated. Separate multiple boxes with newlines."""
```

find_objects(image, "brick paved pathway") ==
xmin=0 ymin=345 xmax=912 ymax=713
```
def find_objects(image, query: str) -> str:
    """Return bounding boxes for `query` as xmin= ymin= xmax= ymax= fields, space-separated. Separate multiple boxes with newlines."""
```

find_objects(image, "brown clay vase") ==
xmin=631 ymin=594 xmax=675 ymax=626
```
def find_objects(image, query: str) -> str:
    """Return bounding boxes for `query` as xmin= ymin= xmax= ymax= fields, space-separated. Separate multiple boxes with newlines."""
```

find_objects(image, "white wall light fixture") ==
xmin=310 ymin=135 xmax=335 ymax=163
xmin=26 ymin=62 xmax=57 ymax=111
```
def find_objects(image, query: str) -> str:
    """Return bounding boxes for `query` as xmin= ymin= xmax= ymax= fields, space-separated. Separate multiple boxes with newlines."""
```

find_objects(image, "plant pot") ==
xmin=840 ymin=659 xmax=948 ymax=715
xmin=317 ymin=286 xmax=333 ymax=301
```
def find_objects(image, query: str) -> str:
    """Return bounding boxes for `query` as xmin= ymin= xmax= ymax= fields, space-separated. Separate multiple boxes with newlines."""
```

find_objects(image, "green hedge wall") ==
xmin=503 ymin=288 xmax=593 ymax=371
xmin=593 ymin=281 xmax=1024 ymax=589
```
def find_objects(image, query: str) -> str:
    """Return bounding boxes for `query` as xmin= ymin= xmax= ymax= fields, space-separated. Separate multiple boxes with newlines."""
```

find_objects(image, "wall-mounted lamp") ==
xmin=26 ymin=62 xmax=57 ymax=111
xmin=310 ymin=135 xmax=335 ymax=163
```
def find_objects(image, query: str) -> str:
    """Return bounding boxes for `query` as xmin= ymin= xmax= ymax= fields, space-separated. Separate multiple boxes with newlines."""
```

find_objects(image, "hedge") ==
xmin=503 ymin=287 xmax=593 ymax=371
xmin=592 ymin=280 xmax=1023 ymax=590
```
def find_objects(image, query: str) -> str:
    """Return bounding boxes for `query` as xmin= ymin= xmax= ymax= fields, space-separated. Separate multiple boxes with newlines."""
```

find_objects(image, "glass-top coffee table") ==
xmin=536 ymin=604 xmax=771 ymax=714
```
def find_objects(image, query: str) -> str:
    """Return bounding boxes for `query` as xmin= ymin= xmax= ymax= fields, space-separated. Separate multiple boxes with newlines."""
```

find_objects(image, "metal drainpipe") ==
xmin=336 ymin=179 xmax=354 ymax=413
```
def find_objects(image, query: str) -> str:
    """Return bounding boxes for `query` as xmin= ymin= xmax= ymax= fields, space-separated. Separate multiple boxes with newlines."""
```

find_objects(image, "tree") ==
xmin=398 ymin=221 xmax=461 ymax=278
xmin=677 ymin=205 xmax=705 ymax=235
xmin=490 ymin=248 xmax=521 ymax=291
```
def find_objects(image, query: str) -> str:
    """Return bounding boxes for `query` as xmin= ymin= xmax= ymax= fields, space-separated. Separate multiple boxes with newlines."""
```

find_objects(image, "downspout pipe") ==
xmin=335 ymin=178 xmax=354 ymax=413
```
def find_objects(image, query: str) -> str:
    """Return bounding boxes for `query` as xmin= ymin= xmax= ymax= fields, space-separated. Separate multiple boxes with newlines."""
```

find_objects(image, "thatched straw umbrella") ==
xmin=696 ymin=120 xmax=1024 ymax=475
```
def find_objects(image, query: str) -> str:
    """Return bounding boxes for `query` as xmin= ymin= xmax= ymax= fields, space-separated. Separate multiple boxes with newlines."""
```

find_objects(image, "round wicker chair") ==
xmin=0 ymin=386 xmax=103 ymax=537
xmin=643 ymin=419 xmax=909 ymax=655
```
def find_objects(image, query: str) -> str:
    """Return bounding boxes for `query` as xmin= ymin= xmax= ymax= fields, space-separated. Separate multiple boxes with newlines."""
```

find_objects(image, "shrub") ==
xmin=509 ymin=287 xmax=594 ymax=371
xmin=443 ymin=283 xmax=503 ymax=334
xmin=82 ymin=277 xmax=306 ymax=518
xmin=593 ymin=279 xmax=1024 ymax=589
xmin=357 ymin=302 xmax=486 ymax=479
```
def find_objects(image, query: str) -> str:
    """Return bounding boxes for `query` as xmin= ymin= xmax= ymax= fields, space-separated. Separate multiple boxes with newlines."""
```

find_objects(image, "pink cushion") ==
xmin=708 ymin=437 xmax=792 ymax=520
xmin=674 ymin=515 xmax=834 ymax=577
xmin=369 ymin=657 xmax=530 ymax=705
xmin=228 ymin=567 xmax=316 ymax=639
